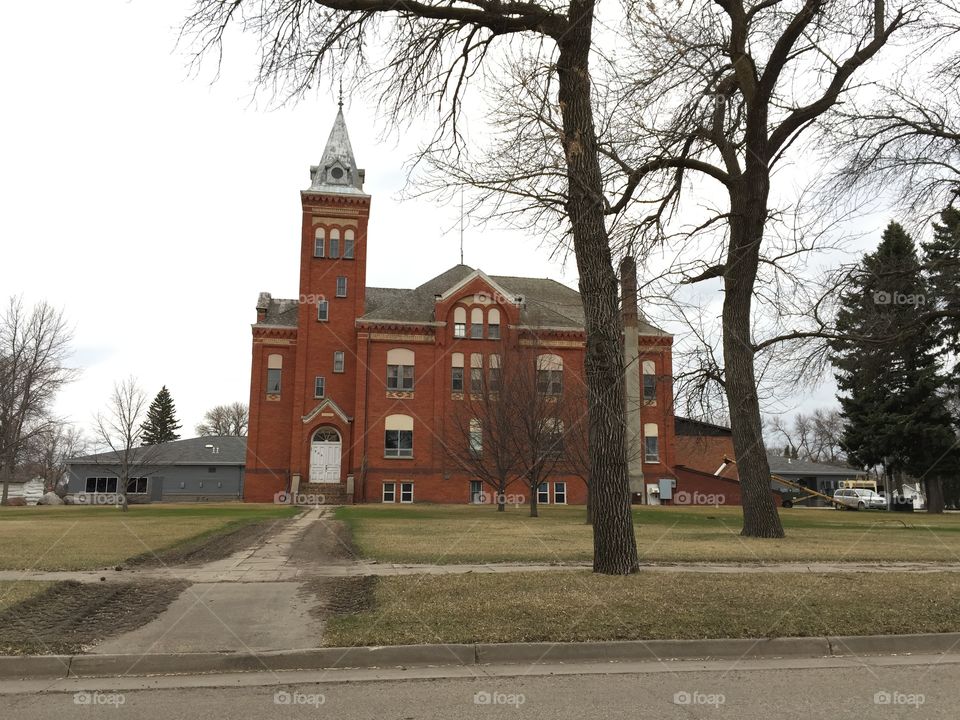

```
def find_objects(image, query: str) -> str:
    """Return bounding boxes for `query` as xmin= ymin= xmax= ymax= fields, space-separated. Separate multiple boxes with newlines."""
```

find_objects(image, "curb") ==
xmin=2 ymin=633 xmax=959 ymax=680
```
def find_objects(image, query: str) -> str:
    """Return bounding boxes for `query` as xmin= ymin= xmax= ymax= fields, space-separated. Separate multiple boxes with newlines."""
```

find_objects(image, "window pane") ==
xmin=317 ymin=301 xmax=328 ymax=321
xmin=643 ymin=374 xmax=656 ymax=402
xmin=336 ymin=277 xmax=347 ymax=297
xmin=537 ymin=482 xmax=549 ymax=503
xmin=344 ymin=238 xmax=354 ymax=259
xmin=400 ymin=482 xmax=413 ymax=502
xmin=314 ymin=237 xmax=324 ymax=257
xmin=645 ymin=437 xmax=659 ymax=462
xmin=267 ymin=368 xmax=282 ymax=394
xmin=470 ymin=368 xmax=482 ymax=393
xmin=402 ymin=365 xmax=414 ymax=390
xmin=470 ymin=323 xmax=483 ymax=339
xmin=452 ymin=367 xmax=464 ymax=392
xmin=488 ymin=324 xmax=500 ymax=340
xmin=96 ymin=477 xmax=107 ymax=493
xmin=383 ymin=482 xmax=396 ymax=502
xmin=454 ymin=323 xmax=466 ymax=338
xmin=334 ymin=351 xmax=345 ymax=373
xmin=330 ymin=238 xmax=340 ymax=258
xmin=107 ymin=477 xmax=118 ymax=493
xmin=85 ymin=478 xmax=96 ymax=493
xmin=387 ymin=365 xmax=399 ymax=389
xmin=315 ymin=376 xmax=325 ymax=398
xmin=554 ymin=482 xmax=566 ymax=504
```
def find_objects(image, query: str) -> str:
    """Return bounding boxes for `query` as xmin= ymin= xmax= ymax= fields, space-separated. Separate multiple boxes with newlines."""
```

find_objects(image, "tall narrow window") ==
xmin=642 ymin=361 xmax=657 ymax=404
xmin=266 ymin=353 xmax=282 ymax=395
xmin=469 ymin=418 xmax=482 ymax=455
xmin=554 ymin=482 xmax=567 ymax=504
xmin=329 ymin=228 xmax=341 ymax=258
xmin=453 ymin=306 xmax=467 ymax=338
xmin=451 ymin=353 xmax=464 ymax=392
xmin=544 ymin=418 xmax=564 ymax=456
xmin=344 ymin=229 xmax=355 ymax=259
xmin=470 ymin=353 xmax=483 ymax=393
xmin=314 ymin=228 xmax=325 ymax=257
xmin=382 ymin=482 xmax=396 ymax=503
xmin=537 ymin=482 xmax=550 ymax=504
xmin=314 ymin=376 xmax=325 ymax=398
xmin=385 ymin=415 xmax=413 ymax=458
xmin=400 ymin=482 xmax=414 ymax=503
xmin=536 ymin=354 xmax=563 ymax=395
xmin=336 ymin=276 xmax=347 ymax=298
xmin=644 ymin=423 xmax=660 ymax=463
xmin=488 ymin=354 xmax=501 ymax=392
xmin=488 ymin=308 xmax=501 ymax=339
xmin=333 ymin=351 xmax=345 ymax=373
xmin=317 ymin=299 xmax=329 ymax=322
xmin=470 ymin=307 xmax=484 ymax=338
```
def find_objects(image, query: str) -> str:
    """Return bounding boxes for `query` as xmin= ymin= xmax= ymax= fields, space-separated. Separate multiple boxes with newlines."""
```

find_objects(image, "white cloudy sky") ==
xmin=2 ymin=0 xmax=896 ymax=438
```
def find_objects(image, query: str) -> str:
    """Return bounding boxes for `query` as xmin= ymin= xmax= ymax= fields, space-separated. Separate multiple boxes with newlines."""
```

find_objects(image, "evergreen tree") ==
xmin=830 ymin=222 xmax=957 ymax=512
xmin=140 ymin=386 xmax=182 ymax=445
xmin=923 ymin=205 xmax=960 ymax=382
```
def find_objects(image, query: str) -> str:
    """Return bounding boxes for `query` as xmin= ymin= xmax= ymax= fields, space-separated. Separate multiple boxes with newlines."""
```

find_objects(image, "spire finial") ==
xmin=338 ymin=79 xmax=343 ymax=109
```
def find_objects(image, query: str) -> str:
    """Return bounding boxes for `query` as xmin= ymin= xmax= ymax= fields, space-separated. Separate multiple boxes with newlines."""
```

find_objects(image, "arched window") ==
xmin=451 ymin=352 xmax=464 ymax=392
xmin=536 ymin=354 xmax=563 ymax=395
xmin=386 ymin=348 xmax=415 ymax=391
xmin=344 ymin=228 xmax=355 ymax=259
xmin=643 ymin=423 xmax=659 ymax=463
xmin=266 ymin=353 xmax=282 ymax=395
xmin=453 ymin=307 xmax=467 ymax=338
xmin=314 ymin=228 xmax=325 ymax=258
xmin=329 ymin=228 xmax=341 ymax=258
xmin=385 ymin=414 xmax=414 ymax=457
xmin=313 ymin=427 xmax=340 ymax=443
xmin=470 ymin=307 xmax=484 ymax=339
xmin=642 ymin=360 xmax=657 ymax=404
xmin=488 ymin=308 xmax=501 ymax=339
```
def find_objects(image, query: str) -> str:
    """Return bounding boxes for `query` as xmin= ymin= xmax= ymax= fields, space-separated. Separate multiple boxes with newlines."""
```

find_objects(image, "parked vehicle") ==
xmin=833 ymin=488 xmax=887 ymax=510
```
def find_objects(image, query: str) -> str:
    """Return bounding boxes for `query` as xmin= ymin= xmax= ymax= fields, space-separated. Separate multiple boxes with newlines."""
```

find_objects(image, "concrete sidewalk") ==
xmin=4 ymin=560 xmax=960 ymax=584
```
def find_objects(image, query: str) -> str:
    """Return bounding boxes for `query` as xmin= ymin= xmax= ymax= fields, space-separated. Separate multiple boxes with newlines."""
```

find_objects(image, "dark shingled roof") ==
xmin=68 ymin=436 xmax=247 ymax=467
xmin=257 ymin=265 xmax=668 ymax=334
xmin=766 ymin=453 xmax=865 ymax=477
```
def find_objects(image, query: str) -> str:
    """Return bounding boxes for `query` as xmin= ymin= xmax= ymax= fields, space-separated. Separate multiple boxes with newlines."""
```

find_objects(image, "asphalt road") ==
xmin=2 ymin=655 xmax=957 ymax=719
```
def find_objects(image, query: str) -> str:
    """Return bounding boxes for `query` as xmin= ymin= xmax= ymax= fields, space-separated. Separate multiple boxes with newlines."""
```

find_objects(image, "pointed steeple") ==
xmin=308 ymin=107 xmax=366 ymax=194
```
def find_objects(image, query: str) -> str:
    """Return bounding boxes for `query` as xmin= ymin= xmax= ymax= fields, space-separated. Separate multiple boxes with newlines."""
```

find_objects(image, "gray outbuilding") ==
xmin=66 ymin=436 xmax=246 ymax=503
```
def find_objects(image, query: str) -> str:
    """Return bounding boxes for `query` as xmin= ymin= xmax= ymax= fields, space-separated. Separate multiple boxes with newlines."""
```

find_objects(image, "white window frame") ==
xmin=644 ymin=436 xmax=660 ymax=463
xmin=317 ymin=300 xmax=329 ymax=322
xmin=400 ymin=482 xmax=414 ymax=503
xmin=336 ymin=276 xmax=347 ymax=297
xmin=333 ymin=351 xmax=345 ymax=373
xmin=314 ymin=375 xmax=325 ymax=398
xmin=537 ymin=482 xmax=550 ymax=504
xmin=382 ymin=482 xmax=396 ymax=503
xmin=553 ymin=481 xmax=567 ymax=505
xmin=314 ymin=229 xmax=325 ymax=258
xmin=344 ymin=229 xmax=355 ymax=259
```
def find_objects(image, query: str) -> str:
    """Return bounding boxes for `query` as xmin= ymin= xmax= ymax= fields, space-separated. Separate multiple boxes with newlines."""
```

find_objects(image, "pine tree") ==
xmin=923 ymin=205 xmax=960 ymax=381
xmin=140 ymin=386 xmax=182 ymax=445
xmin=830 ymin=222 xmax=957 ymax=511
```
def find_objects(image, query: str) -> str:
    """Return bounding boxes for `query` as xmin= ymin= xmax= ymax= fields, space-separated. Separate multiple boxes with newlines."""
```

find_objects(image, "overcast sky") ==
xmin=2 ymin=0 xmax=884 ymax=439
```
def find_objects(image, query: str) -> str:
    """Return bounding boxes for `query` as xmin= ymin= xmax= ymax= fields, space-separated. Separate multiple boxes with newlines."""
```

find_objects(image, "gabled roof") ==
xmin=766 ymin=453 xmax=864 ymax=477
xmin=67 ymin=436 xmax=247 ymax=467
xmin=255 ymin=264 xmax=669 ymax=334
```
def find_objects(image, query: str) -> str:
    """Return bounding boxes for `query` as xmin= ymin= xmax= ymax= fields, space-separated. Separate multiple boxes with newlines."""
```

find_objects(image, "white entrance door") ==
xmin=310 ymin=429 xmax=342 ymax=484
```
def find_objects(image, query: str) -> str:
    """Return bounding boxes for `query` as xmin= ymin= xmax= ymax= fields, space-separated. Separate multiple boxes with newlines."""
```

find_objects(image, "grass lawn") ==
xmin=324 ymin=571 xmax=960 ymax=646
xmin=336 ymin=504 xmax=960 ymax=564
xmin=0 ymin=503 xmax=299 ymax=571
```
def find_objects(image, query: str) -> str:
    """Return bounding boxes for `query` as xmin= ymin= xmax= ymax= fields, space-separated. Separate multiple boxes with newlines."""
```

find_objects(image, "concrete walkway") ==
xmin=5 ymin=558 xmax=960 ymax=584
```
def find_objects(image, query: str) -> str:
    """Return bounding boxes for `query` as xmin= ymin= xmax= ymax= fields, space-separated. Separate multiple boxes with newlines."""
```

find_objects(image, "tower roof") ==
xmin=308 ymin=107 xmax=367 ymax=195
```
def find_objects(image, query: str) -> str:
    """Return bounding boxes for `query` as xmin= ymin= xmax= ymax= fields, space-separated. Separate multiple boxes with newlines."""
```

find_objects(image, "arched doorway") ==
xmin=309 ymin=427 xmax=342 ymax=484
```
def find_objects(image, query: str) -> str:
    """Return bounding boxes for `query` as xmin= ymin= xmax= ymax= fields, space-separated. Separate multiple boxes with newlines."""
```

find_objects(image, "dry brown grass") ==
xmin=337 ymin=504 xmax=960 ymax=564
xmin=0 ymin=581 xmax=53 ymax=614
xmin=0 ymin=504 xmax=298 ymax=571
xmin=324 ymin=571 xmax=960 ymax=646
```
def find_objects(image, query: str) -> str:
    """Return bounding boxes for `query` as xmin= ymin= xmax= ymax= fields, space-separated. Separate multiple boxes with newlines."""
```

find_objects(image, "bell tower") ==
xmin=288 ymin=105 xmax=371 ymax=490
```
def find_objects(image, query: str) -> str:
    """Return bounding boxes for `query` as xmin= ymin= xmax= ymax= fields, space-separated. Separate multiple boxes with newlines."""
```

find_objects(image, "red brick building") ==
xmin=244 ymin=110 xmax=678 ymax=504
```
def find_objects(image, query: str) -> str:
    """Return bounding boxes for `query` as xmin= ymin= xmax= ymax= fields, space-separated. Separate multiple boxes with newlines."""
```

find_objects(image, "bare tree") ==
xmin=768 ymin=409 xmax=846 ymax=465
xmin=183 ymin=0 xmax=640 ymax=572
xmin=606 ymin=0 xmax=919 ymax=538
xmin=91 ymin=377 xmax=160 ymax=512
xmin=196 ymin=402 xmax=249 ymax=436
xmin=21 ymin=423 xmax=88 ymax=494
xmin=0 ymin=297 xmax=76 ymax=504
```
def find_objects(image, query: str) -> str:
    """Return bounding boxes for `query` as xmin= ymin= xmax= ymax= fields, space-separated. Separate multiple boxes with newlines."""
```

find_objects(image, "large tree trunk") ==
xmin=529 ymin=479 xmax=539 ymax=518
xmin=556 ymin=1 xmax=638 ymax=574
xmin=925 ymin=477 xmax=945 ymax=514
xmin=724 ymin=178 xmax=785 ymax=539
xmin=0 ymin=460 xmax=10 ymax=506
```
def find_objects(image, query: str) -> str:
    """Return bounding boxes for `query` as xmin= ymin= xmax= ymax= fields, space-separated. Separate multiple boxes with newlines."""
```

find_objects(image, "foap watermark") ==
xmin=872 ymin=290 xmax=926 ymax=306
xmin=474 ymin=289 xmax=519 ymax=307
xmin=874 ymin=690 xmax=925 ymax=708
xmin=473 ymin=690 xmax=526 ymax=708
xmin=274 ymin=690 xmax=326 ymax=707
xmin=673 ymin=490 xmax=725 ymax=506
xmin=74 ymin=691 xmax=125 ymax=708
xmin=274 ymin=491 xmax=326 ymax=506
xmin=673 ymin=690 xmax=725 ymax=708
xmin=475 ymin=491 xmax=525 ymax=507
xmin=297 ymin=293 xmax=328 ymax=306
xmin=77 ymin=493 xmax=124 ymax=506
